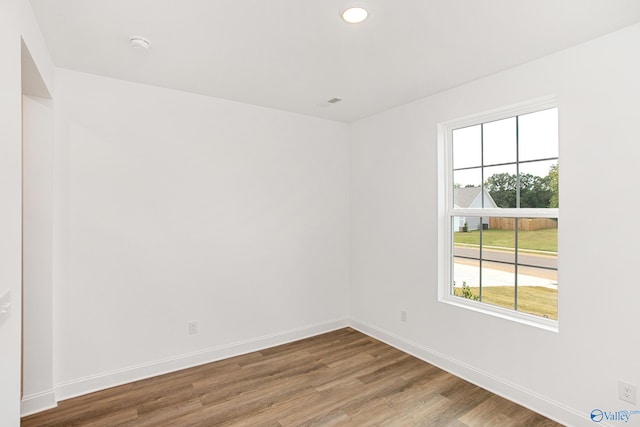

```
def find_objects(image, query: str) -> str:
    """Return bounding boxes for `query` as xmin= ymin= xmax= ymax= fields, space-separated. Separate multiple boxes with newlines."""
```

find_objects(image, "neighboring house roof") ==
xmin=453 ymin=187 xmax=498 ymax=208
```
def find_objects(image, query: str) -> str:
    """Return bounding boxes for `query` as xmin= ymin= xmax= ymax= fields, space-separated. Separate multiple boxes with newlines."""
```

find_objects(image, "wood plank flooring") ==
xmin=22 ymin=328 xmax=563 ymax=426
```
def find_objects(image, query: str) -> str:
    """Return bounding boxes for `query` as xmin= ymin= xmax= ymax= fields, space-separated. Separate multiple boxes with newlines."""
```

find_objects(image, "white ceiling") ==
xmin=29 ymin=0 xmax=640 ymax=122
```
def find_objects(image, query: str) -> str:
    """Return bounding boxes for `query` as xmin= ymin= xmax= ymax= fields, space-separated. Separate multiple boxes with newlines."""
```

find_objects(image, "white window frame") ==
xmin=437 ymin=96 xmax=559 ymax=332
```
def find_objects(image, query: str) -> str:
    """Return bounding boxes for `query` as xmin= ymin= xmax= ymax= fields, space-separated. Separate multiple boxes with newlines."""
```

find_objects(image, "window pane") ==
xmin=452 ymin=216 xmax=480 ymax=300
xmin=452 ymin=125 xmax=481 ymax=169
xmin=516 ymin=218 xmax=558 ymax=319
xmin=453 ymin=216 xmax=481 ymax=247
xmin=519 ymin=160 xmax=558 ymax=208
xmin=481 ymin=218 xmax=515 ymax=309
xmin=453 ymin=258 xmax=481 ymax=301
xmin=548 ymin=163 xmax=558 ymax=208
xmin=518 ymin=108 xmax=558 ymax=162
xmin=516 ymin=217 xmax=558 ymax=253
xmin=483 ymin=218 xmax=516 ymax=264
xmin=482 ymin=262 xmax=515 ymax=310
xmin=483 ymin=117 xmax=516 ymax=166
xmin=517 ymin=268 xmax=558 ymax=320
xmin=453 ymin=169 xmax=482 ymax=208
xmin=483 ymin=164 xmax=517 ymax=208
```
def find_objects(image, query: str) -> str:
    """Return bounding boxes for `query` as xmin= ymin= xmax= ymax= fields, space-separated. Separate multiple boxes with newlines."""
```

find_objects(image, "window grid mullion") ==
xmin=453 ymin=156 xmax=559 ymax=173
xmin=514 ymin=115 xmax=519 ymax=311
xmin=479 ymin=123 xmax=484 ymax=301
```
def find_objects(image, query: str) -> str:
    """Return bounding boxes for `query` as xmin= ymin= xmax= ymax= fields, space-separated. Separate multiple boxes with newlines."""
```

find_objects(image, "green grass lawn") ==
xmin=454 ymin=228 xmax=557 ymax=252
xmin=453 ymin=285 xmax=557 ymax=320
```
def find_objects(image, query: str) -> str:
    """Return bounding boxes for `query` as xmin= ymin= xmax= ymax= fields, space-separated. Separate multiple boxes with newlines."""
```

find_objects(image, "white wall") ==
xmin=350 ymin=23 xmax=640 ymax=426
xmin=53 ymin=69 xmax=350 ymax=398
xmin=22 ymin=95 xmax=55 ymax=415
xmin=0 ymin=0 xmax=54 ymax=425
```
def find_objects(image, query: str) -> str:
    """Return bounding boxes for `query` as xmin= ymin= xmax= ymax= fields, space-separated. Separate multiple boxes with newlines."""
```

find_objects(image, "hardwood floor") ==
xmin=22 ymin=328 xmax=563 ymax=426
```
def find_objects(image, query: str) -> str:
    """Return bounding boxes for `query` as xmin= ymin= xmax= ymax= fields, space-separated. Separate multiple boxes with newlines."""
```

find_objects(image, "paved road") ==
xmin=453 ymin=246 xmax=557 ymax=270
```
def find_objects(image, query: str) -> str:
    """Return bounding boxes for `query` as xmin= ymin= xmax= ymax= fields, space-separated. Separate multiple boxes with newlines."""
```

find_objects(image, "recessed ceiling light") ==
xmin=342 ymin=6 xmax=368 ymax=24
xmin=130 ymin=36 xmax=151 ymax=50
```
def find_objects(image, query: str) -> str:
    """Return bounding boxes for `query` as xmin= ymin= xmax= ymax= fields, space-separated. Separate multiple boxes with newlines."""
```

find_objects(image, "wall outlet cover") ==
xmin=619 ymin=381 xmax=637 ymax=405
xmin=0 ymin=291 xmax=11 ymax=327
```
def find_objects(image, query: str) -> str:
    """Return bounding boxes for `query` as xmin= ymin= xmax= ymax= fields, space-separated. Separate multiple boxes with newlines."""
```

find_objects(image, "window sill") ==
xmin=439 ymin=294 xmax=559 ymax=333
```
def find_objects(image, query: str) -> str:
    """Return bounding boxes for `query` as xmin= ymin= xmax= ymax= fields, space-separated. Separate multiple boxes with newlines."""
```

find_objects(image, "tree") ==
xmin=547 ymin=163 xmax=559 ymax=208
xmin=484 ymin=173 xmax=517 ymax=208
xmin=520 ymin=173 xmax=552 ymax=208
xmin=484 ymin=167 xmax=556 ymax=209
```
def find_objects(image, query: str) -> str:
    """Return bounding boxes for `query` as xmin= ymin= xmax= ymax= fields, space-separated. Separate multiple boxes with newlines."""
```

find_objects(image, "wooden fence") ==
xmin=489 ymin=217 xmax=558 ymax=231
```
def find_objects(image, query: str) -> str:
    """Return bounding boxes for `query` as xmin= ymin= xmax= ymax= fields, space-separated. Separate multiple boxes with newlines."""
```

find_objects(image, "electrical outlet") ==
xmin=188 ymin=321 xmax=198 ymax=335
xmin=619 ymin=381 xmax=637 ymax=404
xmin=400 ymin=310 xmax=407 ymax=323
xmin=0 ymin=291 xmax=11 ymax=327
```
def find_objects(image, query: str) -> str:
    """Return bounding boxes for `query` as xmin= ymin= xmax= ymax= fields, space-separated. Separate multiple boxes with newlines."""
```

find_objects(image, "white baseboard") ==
xmin=349 ymin=318 xmax=589 ymax=427
xmin=21 ymin=389 xmax=57 ymax=417
xmin=55 ymin=317 xmax=349 ymax=403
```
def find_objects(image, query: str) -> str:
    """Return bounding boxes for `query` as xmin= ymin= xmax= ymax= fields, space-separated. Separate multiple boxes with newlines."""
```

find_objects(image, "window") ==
xmin=440 ymin=99 xmax=558 ymax=329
